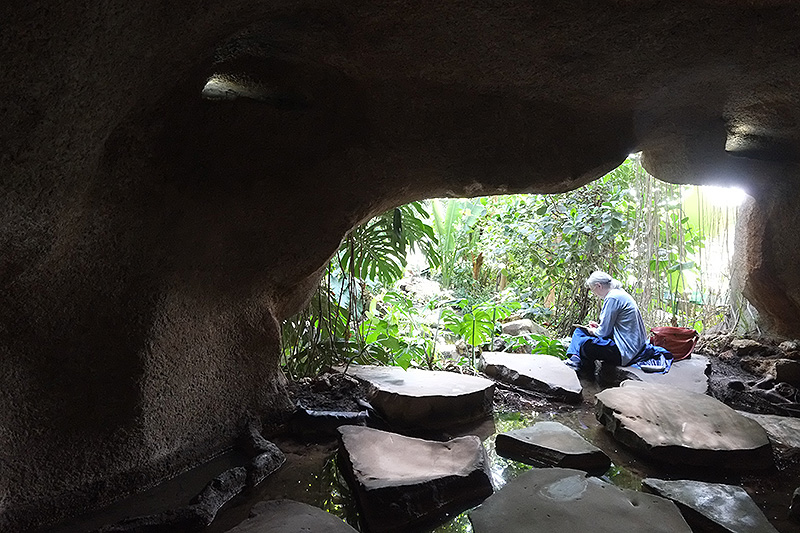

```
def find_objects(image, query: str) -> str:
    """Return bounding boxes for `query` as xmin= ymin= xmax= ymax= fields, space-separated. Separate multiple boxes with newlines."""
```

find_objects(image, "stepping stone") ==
xmin=469 ymin=467 xmax=691 ymax=533
xmin=642 ymin=478 xmax=778 ymax=533
xmin=479 ymin=352 xmax=582 ymax=403
xmin=738 ymin=411 xmax=800 ymax=453
xmin=608 ymin=354 xmax=710 ymax=394
xmin=495 ymin=421 xmax=610 ymax=474
xmin=337 ymin=426 xmax=493 ymax=533
xmin=595 ymin=381 xmax=772 ymax=469
xmin=226 ymin=500 xmax=358 ymax=532
xmin=340 ymin=365 xmax=494 ymax=429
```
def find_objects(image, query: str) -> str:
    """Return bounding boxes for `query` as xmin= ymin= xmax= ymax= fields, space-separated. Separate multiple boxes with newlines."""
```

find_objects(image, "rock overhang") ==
xmin=5 ymin=1 xmax=800 ymax=530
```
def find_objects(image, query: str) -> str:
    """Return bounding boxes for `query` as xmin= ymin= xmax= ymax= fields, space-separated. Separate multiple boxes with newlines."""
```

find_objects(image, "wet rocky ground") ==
xmin=52 ymin=334 xmax=800 ymax=532
xmin=208 ymin=335 xmax=800 ymax=532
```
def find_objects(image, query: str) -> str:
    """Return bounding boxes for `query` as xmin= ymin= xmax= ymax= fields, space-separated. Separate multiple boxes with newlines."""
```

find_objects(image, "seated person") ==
xmin=565 ymin=271 xmax=647 ymax=374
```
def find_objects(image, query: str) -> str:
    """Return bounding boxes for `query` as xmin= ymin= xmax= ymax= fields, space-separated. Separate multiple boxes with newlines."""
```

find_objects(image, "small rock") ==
xmin=696 ymin=333 xmax=733 ymax=355
xmin=740 ymin=357 xmax=776 ymax=377
xmin=780 ymin=340 xmax=800 ymax=352
xmin=728 ymin=379 xmax=747 ymax=392
xmin=495 ymin=421 xmax=610 ymax=474
xmin=731 ymin=338 xmax=768 ymax=356
xmin=338 ymin=426 xmax=493 ymax=533
xmin=438 ymin=343 xmax=461 ymax=361
xmin=311 ymin=375 xmax=332 ymax=392
xmin=642 ymin=478 xmax=778 ymax=533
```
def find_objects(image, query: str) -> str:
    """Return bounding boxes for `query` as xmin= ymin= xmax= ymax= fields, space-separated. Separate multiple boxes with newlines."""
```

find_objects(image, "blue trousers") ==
xmin=567 ymin=328 xmax=622 ymax=368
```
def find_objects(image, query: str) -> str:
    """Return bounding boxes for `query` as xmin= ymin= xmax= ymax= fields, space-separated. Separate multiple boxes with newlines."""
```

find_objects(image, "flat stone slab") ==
xmin=595 ymin=381 xmax=772 ymax=469
xmin=642 ymin=478 xmax=778 ymax=533
xmin=609 ymin=354 xmax=710 ymax=394
xmin=479 ymin=352 xmax=582 ymax=403
xmin=469 ymin=468 xmax=691 ymax=533
xmin=495 ymin=421 xmax=610 ymax=474
xmin=738 ymin=411 xmax=800 ymax=454
xmin=341 ymin=365 xmax=494 ymax=429
xmin=226 ymin=500 xmax=358 ymax=532
xmin=337 ymin=426 xmax=493 ymax=533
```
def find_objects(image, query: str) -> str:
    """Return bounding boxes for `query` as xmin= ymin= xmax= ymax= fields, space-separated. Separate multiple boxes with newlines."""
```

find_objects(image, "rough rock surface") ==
xmin=775 ymin=359 xmax=800 ymax=386
xmin=595 ymin=381 xmax=772 ymax=468
xmin=225 ymin=500 xmax=358 ymax=533
xmin=738 ymin=411 xmax=800 ymax=454
xmin=469 ymin=468 xmax=691 ymax=533
xmin=241 ymin=426 xmax=287 ymax=488
xmin=709 ymin=355 xmax=800 ymax=416
xmin=480 ymin=352 xmax=582 ymax=403
xmin=337 ymin=426 xmax=493 ymax=533
xmin=7 ymin=2 xmax=800 ymax=530
xmin=98 ymin=467 xmax=248 ymax=533
xmin=609 ymin=354 xmax=710 ymax=394
xmin=97 ymin=430 xmax=285 ymax=532
xmin=341 ymin=365 xmax=495 ymax=429
xmin=495 ymin=421 xmax=610 ymax=474
xmin=642 ymin=478 xmax=778 ymax=533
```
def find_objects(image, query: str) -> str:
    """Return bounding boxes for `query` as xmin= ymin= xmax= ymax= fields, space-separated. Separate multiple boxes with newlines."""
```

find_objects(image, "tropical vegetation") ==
xmin=280 ymin=155 xmax=741 ymax=378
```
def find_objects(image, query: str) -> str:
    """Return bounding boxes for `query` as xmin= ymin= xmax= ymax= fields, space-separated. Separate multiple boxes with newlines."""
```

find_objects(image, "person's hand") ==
xmin=589 ymin=320 xmax=599 ymax=328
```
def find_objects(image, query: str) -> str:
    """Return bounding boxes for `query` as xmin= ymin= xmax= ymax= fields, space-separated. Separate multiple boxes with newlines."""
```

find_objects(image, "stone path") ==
xmin=642 ymin=478 xmax=778 ymax=533
xmin=340 ymin=365 xmax=495 ymax=430
xmin=337 ymin=425 xmax=493 ymax=533
xmin=480 ymin=352 xmax=582 ymax=403
xmin=469 ymin=467 xmax=691 ymax=533
xmin=495 ymin=421 xmax=610 ymax=474
xmin=595 ymin=381 xmax=772 ymax=468
xmin=226 ymin=500 xmax=357 ymax=532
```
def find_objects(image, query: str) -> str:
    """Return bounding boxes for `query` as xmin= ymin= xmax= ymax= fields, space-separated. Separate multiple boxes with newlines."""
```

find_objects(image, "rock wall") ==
xmin=3 ymin=1 xmax=800 ymax=529
xmin=733 ymin=187 xmax=800 ymax=337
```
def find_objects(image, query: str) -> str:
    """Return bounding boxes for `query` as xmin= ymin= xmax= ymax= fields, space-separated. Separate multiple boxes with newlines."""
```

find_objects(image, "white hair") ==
xmin=585 ymin=270 xmax=622 ymax=290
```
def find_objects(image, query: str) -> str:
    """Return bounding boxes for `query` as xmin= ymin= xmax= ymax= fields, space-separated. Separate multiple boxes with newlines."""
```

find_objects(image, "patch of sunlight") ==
xmin=701 ymin=185 xmax=749 ymax=207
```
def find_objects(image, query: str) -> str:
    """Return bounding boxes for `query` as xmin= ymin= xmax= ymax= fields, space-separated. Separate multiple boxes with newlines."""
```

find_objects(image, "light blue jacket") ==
xmin=596 ymin=288 xmax=647 ymax=365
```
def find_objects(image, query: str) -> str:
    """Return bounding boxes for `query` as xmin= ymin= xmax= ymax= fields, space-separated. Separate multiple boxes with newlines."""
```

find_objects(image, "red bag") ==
xmin=649 ymin=326 xmax=699 ymax=361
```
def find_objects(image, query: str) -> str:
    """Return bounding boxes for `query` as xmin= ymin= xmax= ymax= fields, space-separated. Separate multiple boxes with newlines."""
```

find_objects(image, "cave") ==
xmin=3 ymin=1 xmax=800 ymax=531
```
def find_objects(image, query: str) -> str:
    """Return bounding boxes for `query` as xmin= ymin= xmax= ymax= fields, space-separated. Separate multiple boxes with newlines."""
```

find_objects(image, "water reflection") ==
xmin=318 ymin=456 xmax=360 ymax=526
xmin=483 ymin=412 xmax=536 ymax=490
